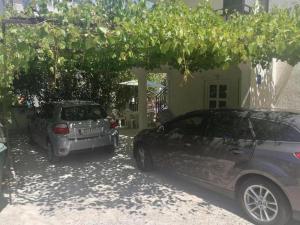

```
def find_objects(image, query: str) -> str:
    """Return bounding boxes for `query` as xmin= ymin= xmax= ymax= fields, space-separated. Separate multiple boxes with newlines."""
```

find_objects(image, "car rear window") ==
xmin=251 ymin=118 xmax=300 ymax=142
xmin=61 ymin=105 xmax=106 ymax=121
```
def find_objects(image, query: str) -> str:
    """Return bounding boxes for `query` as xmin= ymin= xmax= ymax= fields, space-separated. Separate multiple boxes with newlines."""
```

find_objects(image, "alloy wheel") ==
xmin=244 ymin=184 xmax=279 ymax=223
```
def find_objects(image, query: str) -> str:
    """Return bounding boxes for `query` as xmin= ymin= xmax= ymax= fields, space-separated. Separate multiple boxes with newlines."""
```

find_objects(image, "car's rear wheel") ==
xmin=239 ymin=177 xmax=291 ymax=225
xmin=134 ymin=144 xmax=153 ymax=171
xmin=47 ymin=142 xmax=60 ymax=163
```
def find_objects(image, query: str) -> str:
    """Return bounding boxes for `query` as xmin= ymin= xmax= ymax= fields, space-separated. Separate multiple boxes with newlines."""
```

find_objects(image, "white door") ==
xmin=205 ymin=80 xmax=239 ymax=109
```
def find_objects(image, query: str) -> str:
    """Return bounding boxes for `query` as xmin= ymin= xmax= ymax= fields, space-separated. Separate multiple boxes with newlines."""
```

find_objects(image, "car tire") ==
xmin=238 ymin=177 xmax=291 ymax=225
xmin=47 ymin=142 xmax=60 ymax=163
xmin=134 ymin=144 xmax=153 ymax=172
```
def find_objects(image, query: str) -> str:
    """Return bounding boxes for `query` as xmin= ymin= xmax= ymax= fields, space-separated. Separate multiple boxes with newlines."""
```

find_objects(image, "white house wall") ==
xmin=167 ymin=66 xmax=242 ymax=116
xmin=184 ymin=0 xmax=299 ymax=10
xmin=238 ymin=63 xmax=252 ymax=107
xmin=245 ymin=0 xmax=299 ymax=11
xmin=275 ymin=63 xmax=300 ymax=111
xmin=272 ymin=60 xmax=294 ymax=97
xmin=246 ymin=59 xmax=300 ymax=111
xmin=269 ymin=0 xmax=299 ymax=9
xmin=184 ymin=0 xmax=223 ymax=9
xmin=249 ymin=65 xmax=276 ymax=109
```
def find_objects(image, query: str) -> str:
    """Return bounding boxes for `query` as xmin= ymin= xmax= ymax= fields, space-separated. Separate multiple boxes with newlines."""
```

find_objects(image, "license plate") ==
xmin=79 ymin=128 xmax=100 ymax=136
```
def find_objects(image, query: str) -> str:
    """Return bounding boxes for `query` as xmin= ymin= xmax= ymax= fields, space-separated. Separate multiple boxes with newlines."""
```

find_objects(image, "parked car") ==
xmin=133 ymin=109 xmax=300 ymax=225
xmin=28 ymin=101 xmax=119 ymax=162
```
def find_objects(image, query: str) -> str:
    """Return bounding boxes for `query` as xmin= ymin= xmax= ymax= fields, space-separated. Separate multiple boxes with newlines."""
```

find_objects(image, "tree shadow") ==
xmin=6 ymin=133 xmax=298 ymax=224
xmin=6 ymin=134 xmax=241 ymax=217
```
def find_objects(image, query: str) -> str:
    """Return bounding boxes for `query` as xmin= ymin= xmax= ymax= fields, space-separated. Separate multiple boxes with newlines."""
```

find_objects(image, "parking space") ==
xmin=0 ymin=133 xmax=257 ymax=225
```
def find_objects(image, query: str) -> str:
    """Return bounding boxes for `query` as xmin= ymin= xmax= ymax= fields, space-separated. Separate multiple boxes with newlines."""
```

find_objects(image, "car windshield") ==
xmin=61 ymin=105 xmax=106 ymax=121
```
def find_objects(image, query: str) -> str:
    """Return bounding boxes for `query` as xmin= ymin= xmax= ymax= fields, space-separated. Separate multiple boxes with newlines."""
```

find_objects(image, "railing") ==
xmin=155 ymin=87 xmax=168 ymax=114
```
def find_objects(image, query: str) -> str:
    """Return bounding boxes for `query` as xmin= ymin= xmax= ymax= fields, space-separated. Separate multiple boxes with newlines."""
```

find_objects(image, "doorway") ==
xmin=207 ymin=83 xmax=228 ymax=109
xmin=204 ymin=79 xmax=239 ymax=109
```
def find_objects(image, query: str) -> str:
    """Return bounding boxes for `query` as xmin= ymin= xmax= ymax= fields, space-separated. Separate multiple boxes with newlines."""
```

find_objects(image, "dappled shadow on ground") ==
xmin=4 ymin=131 xmax=298 ymax=224
xmin=8 ymin=133 xmax=247 ymax=219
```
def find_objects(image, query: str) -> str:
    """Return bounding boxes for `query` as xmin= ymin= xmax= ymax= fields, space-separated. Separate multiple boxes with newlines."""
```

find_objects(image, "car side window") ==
xmin=165 ymin=115 xmax=206 ymax=135
xmin=238 ymin=117 xmax=253 ymax=140
xmin=206 ymin=112 xmax=252 ymax=140
xmin=206 ymin=112 xmax=236 ymax=138
xmin=251 ymin=118 xmax=300 ymax=142
xmin=280 ymin=125 xmax=300 ymax=142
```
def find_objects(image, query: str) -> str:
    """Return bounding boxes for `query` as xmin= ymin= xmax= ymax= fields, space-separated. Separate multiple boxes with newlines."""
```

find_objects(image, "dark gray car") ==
xmin=133 ymin=109 xmax=300 ymax=225
xmin=29 ymin=101 xmax=119 ymax=162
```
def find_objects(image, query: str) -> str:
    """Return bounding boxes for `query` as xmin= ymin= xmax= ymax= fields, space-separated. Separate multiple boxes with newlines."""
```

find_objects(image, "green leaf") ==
xmin=177 ymin=57 xmax=183 ymax=65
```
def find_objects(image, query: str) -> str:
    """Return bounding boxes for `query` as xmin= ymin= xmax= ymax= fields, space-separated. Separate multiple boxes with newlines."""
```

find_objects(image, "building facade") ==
xmin=165 ymin=0 xmax=300 ymax=117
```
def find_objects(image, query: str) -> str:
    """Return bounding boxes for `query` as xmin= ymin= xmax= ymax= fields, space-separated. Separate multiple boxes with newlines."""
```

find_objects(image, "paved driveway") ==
xmin=0 ymin=132 xmax=290 ymax=225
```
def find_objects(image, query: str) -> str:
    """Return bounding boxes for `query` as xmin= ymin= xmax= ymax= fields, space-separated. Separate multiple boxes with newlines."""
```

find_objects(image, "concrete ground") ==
xmin=0 ymin=130 xmax=297 ymax=225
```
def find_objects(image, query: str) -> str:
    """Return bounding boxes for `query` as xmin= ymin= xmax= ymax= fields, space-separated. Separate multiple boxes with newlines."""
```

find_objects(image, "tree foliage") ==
xmin=4 ymin=0 xmax=135 ymax=110
xmin=115 ymin=0 xmax=300 ymax=77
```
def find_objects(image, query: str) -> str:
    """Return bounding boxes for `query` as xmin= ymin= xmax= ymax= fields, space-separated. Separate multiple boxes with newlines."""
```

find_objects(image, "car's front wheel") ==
xmin=239 ymin=177 xmax=291 ymax=225
xmin=134 ymin=144 xmax=153 ymax=171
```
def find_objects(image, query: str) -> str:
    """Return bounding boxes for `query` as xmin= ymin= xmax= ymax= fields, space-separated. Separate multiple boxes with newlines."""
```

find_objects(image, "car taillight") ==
xmin=53 ymin=123 xmax=69 ymax=135
xmin=110 ymin=121 xmax=118 ymax=129
xmin=294 ymin=152 xmax=300 ymax=159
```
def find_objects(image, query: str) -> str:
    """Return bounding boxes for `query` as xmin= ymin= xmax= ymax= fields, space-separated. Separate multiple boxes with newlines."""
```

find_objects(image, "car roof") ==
xmin=182 ymin=108 xmax=300 ymax=129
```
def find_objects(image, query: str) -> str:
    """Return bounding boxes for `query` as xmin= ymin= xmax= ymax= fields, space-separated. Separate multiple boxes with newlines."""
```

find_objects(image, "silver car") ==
xmin=28 ymin=101 xmax=119 ymax=162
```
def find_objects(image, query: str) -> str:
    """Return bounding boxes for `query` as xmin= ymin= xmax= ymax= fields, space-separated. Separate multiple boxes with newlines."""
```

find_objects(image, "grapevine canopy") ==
xmin=0 ymin=0 xmax=299 ymax=105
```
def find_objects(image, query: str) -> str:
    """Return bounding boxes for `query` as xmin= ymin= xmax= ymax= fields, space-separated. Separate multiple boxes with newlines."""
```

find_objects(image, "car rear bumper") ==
xmin=53 ymin=131 xmax=118 ymax=156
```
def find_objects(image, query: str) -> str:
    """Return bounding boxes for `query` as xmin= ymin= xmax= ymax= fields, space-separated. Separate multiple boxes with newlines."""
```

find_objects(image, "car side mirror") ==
xmin=157 ymin=125 xmax=165 ymax=133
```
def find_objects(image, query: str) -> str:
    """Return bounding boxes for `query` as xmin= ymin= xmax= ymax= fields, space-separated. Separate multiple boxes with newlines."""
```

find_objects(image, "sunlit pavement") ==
xmin=0 ymin=132 xmax=294 ymax=225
